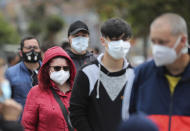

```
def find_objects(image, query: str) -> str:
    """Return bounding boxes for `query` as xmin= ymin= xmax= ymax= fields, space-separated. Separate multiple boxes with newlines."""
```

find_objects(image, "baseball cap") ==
xmin=68 ymin=20 xmax=89 ymax=36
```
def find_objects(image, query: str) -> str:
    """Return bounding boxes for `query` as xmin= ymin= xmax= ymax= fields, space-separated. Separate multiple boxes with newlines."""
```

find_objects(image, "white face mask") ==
xmin=0 ymin=80 xmax=11 ymax=103
xmin=152 ymin=36 xmax=186 ymax=66
xmin=107 ymin=40 xmax=131 ymax=59
xmin=50 ymin=70 xmax=70 ymax=85
xmin=71 ymin=36 xmax=89 ymax=53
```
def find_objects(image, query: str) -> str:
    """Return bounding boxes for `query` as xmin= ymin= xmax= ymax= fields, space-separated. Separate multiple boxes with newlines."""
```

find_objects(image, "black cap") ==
xmin=68 ymin=20 xmax=89 ymax=36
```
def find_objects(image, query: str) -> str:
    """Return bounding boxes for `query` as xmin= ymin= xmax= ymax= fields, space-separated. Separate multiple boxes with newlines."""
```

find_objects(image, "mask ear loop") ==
xmin=173 ymin=35 xmax=182 ymax=49
xmin=174 ymin=35 xmax=189 ymax=55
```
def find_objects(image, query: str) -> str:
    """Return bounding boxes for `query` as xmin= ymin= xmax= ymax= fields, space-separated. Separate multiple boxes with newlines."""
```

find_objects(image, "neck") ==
xmin=57 ymin=83 xmax=70 ymax=93
xmin=101 ymin=52 xmax=124 ymax=72
xmin=166 ymin=54 xmax=190 ymax=75
xmin=24 ymin=61 xmax=40 ymax=71
xmin=71 ymin=48 xmax=86 ymax=55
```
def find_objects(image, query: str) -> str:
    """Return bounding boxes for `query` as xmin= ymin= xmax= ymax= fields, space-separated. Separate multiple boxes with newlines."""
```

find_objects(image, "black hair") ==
xmin=20 ymin=36 xmax=40 ymax=51
xmin=61 ymin=40 xmax=70 ymax=50
xmin=101 ymin=18 xmax=132 ymax=40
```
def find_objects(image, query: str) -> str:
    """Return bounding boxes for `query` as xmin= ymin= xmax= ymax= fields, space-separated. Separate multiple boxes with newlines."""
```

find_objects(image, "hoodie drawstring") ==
xmin=96 ymin=64 xmax=101 ymax=99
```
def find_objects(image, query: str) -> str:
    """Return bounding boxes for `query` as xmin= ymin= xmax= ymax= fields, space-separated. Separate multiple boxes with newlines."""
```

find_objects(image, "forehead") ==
xmin=150 ymin=22 xmax=172 ymax=39
xmin=50 ymin=57 xmax=68 ymax=65
xmin=73 ymin=31 xmax=89 ymax=36
xmin=24 ymin=39 xmax=39 ymax=46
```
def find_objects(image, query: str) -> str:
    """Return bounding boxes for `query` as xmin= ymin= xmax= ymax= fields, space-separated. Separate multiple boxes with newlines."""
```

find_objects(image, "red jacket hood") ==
xmin=38 ymin=46 xmax=76 ymax=90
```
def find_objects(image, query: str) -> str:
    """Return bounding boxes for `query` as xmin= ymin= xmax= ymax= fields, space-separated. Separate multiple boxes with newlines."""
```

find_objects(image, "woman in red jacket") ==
xmin=22 ymin=46 xmax=76 ymax=131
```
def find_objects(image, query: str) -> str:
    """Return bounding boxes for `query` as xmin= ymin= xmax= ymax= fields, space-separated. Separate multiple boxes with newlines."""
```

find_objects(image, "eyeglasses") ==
xmin=23 ymin=46 xmax=40 ymax=50
xmin=50 ymin=66 xmax=70 ymax=72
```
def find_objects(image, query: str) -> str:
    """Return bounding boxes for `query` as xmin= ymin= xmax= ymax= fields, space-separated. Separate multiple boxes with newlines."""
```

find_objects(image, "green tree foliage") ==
xmin=88 ymin=0 xmax=190 ymax=58
xmin=0 ymin=13 xmax=20 ymax=45
xmin=24 ymin=2 xmax=64 ymax=47
xmin=43 ymin=15 xmax=64 ymax=49
xmin=46 ymin=15 xmax=64 ymax=33
xmin=89 ymin=0 xmax=190 ymax=37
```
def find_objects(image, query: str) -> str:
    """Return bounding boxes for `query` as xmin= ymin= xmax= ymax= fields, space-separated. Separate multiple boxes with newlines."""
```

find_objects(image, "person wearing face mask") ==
xmin=123 ymin=13 xmax=190 ymax=131
xmin=22 ymin=46 xmax=76 ymax=131
xmin=69 ymin=18 xmax=134 ymax=131
xmin=0 ymin=57 xmax=23 ymax=131
xmin=5 ymin=36 xmax=42 ymax=121
xmin=66 ymin=20 xmax=96 ymax=72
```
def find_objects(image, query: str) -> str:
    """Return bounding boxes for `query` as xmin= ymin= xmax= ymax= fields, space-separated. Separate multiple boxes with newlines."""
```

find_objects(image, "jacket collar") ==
xmin=20 ymin=61 xmax=42 ymax=73
xmin=155 ymin=61 xmax=190 ymax=81
xmin=97 ymin=53 xmax=129 ymax=69
xmin=96 ymin=53 xmax=130 ymax=76
xmin=66 ymin=49 xmax=93 ymax=58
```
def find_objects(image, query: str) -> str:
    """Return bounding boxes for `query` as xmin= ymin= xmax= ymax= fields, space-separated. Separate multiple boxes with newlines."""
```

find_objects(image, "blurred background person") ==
xmin=0 ymin=99 xmax=23 ymax=131
xmin=22 ymin=46 xmax=76 ymax=131
xmin=0 ymin=57 xmax=11 ymax=103
xmin=5 ymin=36 xmax=42 ymax=121
xmin=90 ymin=46 xmax=100 ymax=57
xmin=61 ymin=40 xmax=71 ymax=50
xmin=0 ymin=57 xmax=23 ymax=131
xmin=66 ymin=20 xmax=96 ymax=72
xmin=6 ymin=51 xmax=21 ymax=67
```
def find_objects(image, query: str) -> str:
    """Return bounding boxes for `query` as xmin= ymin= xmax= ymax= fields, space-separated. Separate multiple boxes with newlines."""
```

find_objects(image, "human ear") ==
xmin=19 ymin=50 xmax=23 ymax=57
xmin=100 ymin=37 xmax=106 ymax=46
xmin=181 ymin=35 xmax=187 ymax=47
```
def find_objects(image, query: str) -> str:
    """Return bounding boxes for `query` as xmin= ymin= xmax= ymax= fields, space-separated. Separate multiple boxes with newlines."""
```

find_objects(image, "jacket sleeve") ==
xmin=21 ymin=87 xmax=39 ymax=131
xmin=69 ymin=70 xmax=92 ymax=131
xmin=129 ymin=66 xmax=142 ymax=114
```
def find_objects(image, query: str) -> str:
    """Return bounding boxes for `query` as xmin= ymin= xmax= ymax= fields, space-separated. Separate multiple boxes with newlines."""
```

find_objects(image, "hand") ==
xmin=1 ymin=99 xmax=22 ymax=121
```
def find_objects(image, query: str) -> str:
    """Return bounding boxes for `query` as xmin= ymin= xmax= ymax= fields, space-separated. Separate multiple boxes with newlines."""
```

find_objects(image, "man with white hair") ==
xmin=123 ymin=13 xmax=190 ymax=131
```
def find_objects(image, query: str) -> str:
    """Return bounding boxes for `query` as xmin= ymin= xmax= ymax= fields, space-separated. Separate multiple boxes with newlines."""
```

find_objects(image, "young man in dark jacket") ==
xmin=69 ymin=18 xmax=134 ymax=131
xmin=66 ymin=20 xmax=96 ymax=72
xmin=123 ymin=13 xmax=190 ymax=131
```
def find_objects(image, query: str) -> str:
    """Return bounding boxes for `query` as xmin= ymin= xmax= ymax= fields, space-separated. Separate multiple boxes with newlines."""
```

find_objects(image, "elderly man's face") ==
xmin=150 ymin=22 xmax=183 ymax=54
xmin=150 ymin=24 xmax=177 ymax=47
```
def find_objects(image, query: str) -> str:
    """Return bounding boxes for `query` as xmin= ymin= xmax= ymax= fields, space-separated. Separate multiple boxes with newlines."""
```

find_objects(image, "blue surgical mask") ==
xmin=0 ymin=80 xmax=11 ymax=103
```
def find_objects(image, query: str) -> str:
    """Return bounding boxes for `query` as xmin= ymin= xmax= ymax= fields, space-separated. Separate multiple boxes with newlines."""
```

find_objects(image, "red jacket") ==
xmin=22 ymin=46 xmax=76 ymax=131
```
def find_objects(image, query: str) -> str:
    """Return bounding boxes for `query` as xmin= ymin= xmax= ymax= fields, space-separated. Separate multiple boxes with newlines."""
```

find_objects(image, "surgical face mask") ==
xmin=0 ymin=80 xmax=11 ymax=103
xmin=152 ymin=36 xmax=185 ymax=66
xmin=22 ymin=50 xmax=41 ymax=63
xmin=107 ymin=40 xmax=131 ymax=59
xmin=50 ymin=70 xmax=70 ymax=85
xmin=71 ymin=36 xmax=89 ymax=53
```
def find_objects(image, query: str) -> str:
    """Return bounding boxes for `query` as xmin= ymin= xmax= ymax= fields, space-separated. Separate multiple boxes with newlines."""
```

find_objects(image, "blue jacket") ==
xmin=129 ymin=60 xmax=190 ymax=131
xmin=118 ymin=114 xmax=158 ymax=131
xmin=5 ymin=61 xmax=41 ymax=108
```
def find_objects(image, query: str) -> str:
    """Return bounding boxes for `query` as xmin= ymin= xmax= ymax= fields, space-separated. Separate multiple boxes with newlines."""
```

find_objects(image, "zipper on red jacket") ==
xmin=165 ymin=76 xmax=173 ymax=131
xmin=167 ymin=76 xmax=182 ymax=131
xmin=168 ymin=94 xmax=173 ymax=131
